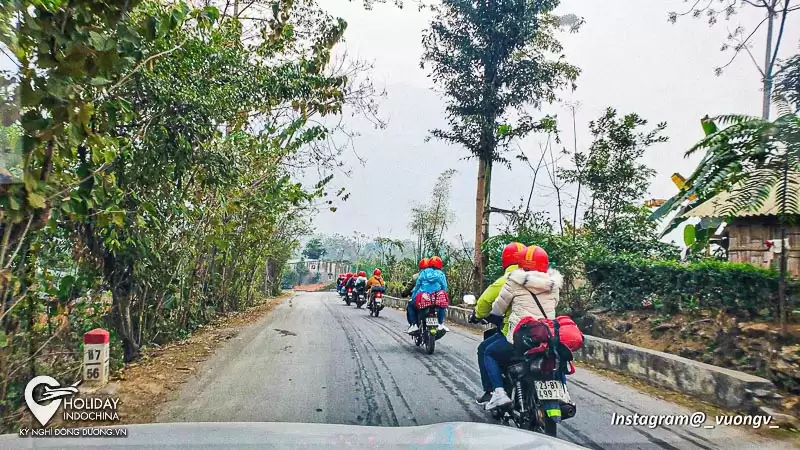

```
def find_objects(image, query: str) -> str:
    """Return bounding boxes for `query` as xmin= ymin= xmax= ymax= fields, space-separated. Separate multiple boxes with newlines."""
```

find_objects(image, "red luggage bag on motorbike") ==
xmin=512 ymin=315 xmax=584 ymax=375
xmin=415 ymin=290 xmax=450 ymax=309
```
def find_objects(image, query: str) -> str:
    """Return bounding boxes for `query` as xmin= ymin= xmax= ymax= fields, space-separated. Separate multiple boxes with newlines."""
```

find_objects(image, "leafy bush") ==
xmin=585 ymin=254 xmax=790 ymax=318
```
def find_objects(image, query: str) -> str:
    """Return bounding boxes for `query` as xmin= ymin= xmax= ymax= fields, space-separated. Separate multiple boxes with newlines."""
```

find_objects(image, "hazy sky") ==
xmin=308 ymin=0 xmax=800 ymax=244
xmin=2 ymin=1 xmax=796 ymax=245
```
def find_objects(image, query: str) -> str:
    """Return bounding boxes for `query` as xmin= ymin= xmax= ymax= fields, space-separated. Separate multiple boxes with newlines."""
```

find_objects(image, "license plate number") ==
xmin=535 ymin=380 xmax=566 ymax=401
xmin=375 ymin=298 xmax=382 ymax=304
xmin=425 ymin=317 xmax=439 ymax=327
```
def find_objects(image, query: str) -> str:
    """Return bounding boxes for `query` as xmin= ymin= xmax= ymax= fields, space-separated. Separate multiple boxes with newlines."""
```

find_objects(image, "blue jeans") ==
xmin=406 ymin=300 xmax=446 ymax=325
xmin=485 ymin=337 xmax=516 ymax=390
xmin=407 ymin=299 xmax=416 ymax=325
xmin=478 ymin=332 xmax=506 ymax=392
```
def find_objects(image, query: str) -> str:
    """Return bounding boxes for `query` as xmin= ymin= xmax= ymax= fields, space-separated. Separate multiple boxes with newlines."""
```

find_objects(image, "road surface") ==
xmin=160 ymin=292 xmax=792 ymax=449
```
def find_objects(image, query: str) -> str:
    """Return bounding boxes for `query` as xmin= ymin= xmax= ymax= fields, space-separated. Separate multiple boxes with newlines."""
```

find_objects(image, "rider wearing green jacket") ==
xmin=474 ymin=264 xmax=517 ymax=335
xmin=470 ymin=242 xmax=526 ymax=405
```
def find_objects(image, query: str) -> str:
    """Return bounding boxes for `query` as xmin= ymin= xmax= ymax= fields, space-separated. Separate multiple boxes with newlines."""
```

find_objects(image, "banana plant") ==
xmin=649 ymin=116 xmax=724 ymax=237
xmin=682 ymin=217 xmax=724 ymax=259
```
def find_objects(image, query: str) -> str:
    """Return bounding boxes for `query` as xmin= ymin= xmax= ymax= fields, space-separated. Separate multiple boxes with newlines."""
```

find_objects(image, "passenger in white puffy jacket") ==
xmin=482 ymin=245 xmax=564 ymax=410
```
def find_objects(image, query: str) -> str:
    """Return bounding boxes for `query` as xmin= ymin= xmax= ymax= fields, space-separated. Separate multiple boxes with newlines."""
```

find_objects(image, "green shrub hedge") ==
xmin=584 ymin=255 xmax=793 ymax=317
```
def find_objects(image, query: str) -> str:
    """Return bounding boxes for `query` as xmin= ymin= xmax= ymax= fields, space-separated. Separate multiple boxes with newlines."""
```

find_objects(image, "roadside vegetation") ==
xmin=0 ymin=0 xmax=379 ymax=431
xmin=2 ymin=0 xmax=800 ymax=435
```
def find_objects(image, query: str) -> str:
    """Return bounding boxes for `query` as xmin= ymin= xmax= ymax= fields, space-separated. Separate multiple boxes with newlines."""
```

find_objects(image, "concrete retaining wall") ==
xmin=384 ymin=295 xmax=778 ymax=413
xmin=383 ymin=295 xmax=485 ymax=330
xmin=574 ymin=336 xmax=777 ymax=412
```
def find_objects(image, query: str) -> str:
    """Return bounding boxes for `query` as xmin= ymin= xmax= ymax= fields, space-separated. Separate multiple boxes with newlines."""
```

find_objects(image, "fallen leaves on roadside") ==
xmin=34 ymin=293 xmax=291 ymax=428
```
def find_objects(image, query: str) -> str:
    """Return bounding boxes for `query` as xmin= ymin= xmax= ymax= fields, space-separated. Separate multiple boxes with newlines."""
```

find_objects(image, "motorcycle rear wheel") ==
xmin=526 ymin=410 xmax=557 ymax=438
xmin=425 ymin=331 xmax=435 ymax=354
xmin=542 ymin=417 xmax=557 ymax=437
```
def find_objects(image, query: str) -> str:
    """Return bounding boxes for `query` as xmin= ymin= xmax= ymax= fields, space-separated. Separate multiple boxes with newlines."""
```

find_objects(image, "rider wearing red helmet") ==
xmin=482 ymin=245 xmax=564 ymax=410
xmin=354 ymin=270 xmax=368 ymax=289
xmin=407 ymin=256 xmax=449 ymax=333
xmin=469 ymin=242 xmax=526 ymax=405
xmin=344 ymin=272 xmax=357 ymax=290
xmin=337 ymin=273 xmax=346 ymax=291
xmin=366 ymin=268 xmax=385 ymax=291
xmin=366 ymin=268 xmax=386 ymax=307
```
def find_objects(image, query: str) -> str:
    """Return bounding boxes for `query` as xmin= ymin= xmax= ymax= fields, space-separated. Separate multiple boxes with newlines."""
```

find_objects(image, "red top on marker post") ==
xmin=84 ymin=328 xmax=110 ymax=344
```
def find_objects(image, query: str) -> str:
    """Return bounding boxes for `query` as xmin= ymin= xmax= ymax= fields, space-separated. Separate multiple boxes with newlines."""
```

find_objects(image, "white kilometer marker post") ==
xmin=83 ymin=328 xmax=110 ymax=388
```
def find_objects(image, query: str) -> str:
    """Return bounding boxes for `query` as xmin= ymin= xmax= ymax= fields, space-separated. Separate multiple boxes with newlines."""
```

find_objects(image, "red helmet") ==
xmin=517 ymin=246 xmax=549 ymax=273
xmin=358 ymin=270 xmax=366 ymax=277
xmin=501 ymin=242 xmax=526 ymax=269
xmin=429 ymin=256 xmax=443 ymax=270
xmin=419 ymin=258 xmax=431 ymax=269
xmin=373 ymin=269 xmax=382 ymax=276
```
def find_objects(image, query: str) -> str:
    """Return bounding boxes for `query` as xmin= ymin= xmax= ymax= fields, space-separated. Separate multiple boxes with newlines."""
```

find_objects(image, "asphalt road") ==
xmin=159 ymin=292 xmax=792 ymax=449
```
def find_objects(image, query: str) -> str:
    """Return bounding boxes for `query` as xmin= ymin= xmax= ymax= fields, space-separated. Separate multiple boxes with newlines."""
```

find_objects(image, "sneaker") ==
xmin=475 ymin=391 xmax=492 ymax=405
xmin=439 ymin=323 xmax=450 ymax=332
xmin=406 ymin=324 xmax=419 ymax=334
xmin=485 ymin=388 xmax=512 ymax=410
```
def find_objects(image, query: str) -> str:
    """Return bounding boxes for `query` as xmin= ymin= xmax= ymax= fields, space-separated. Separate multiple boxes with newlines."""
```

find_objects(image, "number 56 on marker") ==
xmin=83 ymin=329 xmax=110 ymax=386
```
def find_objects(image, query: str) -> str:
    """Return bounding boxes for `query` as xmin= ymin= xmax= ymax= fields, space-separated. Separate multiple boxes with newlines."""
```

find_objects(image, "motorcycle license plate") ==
xmin=534 ymin=380 xmax=566 ymax=401
xmin=375 ymin=297 xmax=382 ymax=304
xmin=425 ymin=317 xmax=439 ymax=327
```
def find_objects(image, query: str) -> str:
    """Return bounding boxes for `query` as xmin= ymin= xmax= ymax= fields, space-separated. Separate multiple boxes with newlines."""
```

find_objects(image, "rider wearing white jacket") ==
xmin=483 ymin=245 xmax=563 ymax=410
xmin=490 ymin=268 xmax=564 ymax=344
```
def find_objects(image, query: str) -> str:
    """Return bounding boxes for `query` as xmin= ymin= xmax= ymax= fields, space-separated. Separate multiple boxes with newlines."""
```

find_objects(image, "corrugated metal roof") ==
xmin=683 ymin=179 xmax=800 ymax=218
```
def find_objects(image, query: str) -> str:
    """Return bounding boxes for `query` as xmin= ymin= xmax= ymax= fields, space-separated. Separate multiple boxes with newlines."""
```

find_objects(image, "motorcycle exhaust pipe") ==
xmin=560 ymin=402 xmax=576 ymax=419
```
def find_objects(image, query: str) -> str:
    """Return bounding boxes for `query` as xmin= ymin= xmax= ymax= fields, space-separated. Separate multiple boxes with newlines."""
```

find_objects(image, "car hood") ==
xmin=1 ymin=421 xmax=588 ymax=449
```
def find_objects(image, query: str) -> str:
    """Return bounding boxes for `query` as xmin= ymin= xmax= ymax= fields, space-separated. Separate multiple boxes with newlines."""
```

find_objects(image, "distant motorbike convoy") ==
xmin=338 ymin=270 xmax=385 ymax=315
xmin=331 ymin=242 xmax=584 ymax=438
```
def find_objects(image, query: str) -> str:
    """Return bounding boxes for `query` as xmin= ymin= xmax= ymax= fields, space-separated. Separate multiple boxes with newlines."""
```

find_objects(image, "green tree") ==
xmin=559 ymin=108 xmax=669 ymax=254
xmin=774 ymin=51 xmax=800 ymax=111
xmin=0 ymin=0 xmax=373 ymax=426
xmin=303 ymin=237 xmax=327 ymax=260
xmin=0 ymin=124 xmax=21 ymax=182
xmin=421 ymin=0 xmax=580 ymax=291
xmin=374 ymin=236 xmax=405 ymax=266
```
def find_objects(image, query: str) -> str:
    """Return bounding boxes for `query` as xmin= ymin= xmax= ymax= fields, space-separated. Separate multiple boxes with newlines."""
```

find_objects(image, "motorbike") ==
xmin=354 ymin=285 xmax=367 ymax=308
xmin=368 ymin=286 xmax=386 ymax=317
xmin=410 ymin=294 xmax=448 ymax=354
xmin=345 ymin=286 xmax=354 ymax=305
xmin=462 ymin=294 xmax=576 ymax=438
